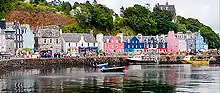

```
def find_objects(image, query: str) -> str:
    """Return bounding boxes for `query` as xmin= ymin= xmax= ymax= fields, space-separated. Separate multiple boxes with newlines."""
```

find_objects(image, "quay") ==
xmin=1 ymin=56 xmax=220 ymax=71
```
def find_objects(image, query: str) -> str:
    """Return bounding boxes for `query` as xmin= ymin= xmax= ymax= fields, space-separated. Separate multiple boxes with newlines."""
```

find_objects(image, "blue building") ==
xmin=195 ymin=31 xmax=205 ymax=52
xmin=143 ymin=36 xmax=168 ymax=52
xmin=124 ymin=36 xmax=145 ymax=53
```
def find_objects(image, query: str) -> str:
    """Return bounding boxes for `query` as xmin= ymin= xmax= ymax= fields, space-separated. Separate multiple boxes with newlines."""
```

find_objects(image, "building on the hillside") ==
xmin=34 ymin=27 xmax=62 ymax=53
xmin=61 ymin=33 xmax=98 ymax=55
xmin=166 ymin=31 xmax=178 ymax=53
xmin=23 ymin=24 xmax=34 ymax=49
xmin=4 ymin=22 xmax=16 ymax=54
xmin=124 ymin=36 xmax=145 ymax=54
xmin=0 ymin=28 xmax=6 ymax=52
xmin=157 ymin=2 xmax=177 ymax=23
xmin=185 ymin=31 xmax=196 ymax=53
xmin=195 ymin=31 xmax=205 ymax=52
xmin=176 ymin=32 xmax=187 ymax=52
xmin=49 ymin=0 xmax=62 ymax=6
xmin=103 ymin=36 xmax=124 ymax=54
xmin=96 ymin=34 xmax=104 ymax=52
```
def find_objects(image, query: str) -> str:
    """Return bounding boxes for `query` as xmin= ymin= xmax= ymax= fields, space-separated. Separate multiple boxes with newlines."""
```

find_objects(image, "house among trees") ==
xmin=157 ymin=2 xmax=177 ymax=23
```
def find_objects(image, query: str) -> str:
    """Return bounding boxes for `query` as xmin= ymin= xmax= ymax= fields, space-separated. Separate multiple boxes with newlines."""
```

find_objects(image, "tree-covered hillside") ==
xmin=0 ymin=0 xmax=219 ymax=49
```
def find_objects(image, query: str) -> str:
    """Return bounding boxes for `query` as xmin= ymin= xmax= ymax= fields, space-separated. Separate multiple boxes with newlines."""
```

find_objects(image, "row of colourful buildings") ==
xmin=0 ymin=19 xmax=208 ymax=56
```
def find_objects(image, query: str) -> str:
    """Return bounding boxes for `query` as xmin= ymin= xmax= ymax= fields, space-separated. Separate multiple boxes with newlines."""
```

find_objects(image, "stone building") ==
xmin=34 ymin=26 xmax=62 ymax=53
xmin=157 ymin=2 xmax=177 ymax=23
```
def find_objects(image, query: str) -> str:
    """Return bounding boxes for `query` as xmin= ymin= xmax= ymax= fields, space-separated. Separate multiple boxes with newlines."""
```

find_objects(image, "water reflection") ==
xmin=0 ymin=64 xmax=219 ymax=93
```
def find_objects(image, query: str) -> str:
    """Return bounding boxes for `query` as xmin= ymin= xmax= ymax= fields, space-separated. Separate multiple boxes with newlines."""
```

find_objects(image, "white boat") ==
xmin=126 ymin=55 xmax=156 ymax=64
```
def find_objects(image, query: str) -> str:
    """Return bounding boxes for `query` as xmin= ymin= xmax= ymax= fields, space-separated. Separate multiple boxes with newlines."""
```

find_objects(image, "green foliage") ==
xmin=152 ymin=6 xmax=178 ymax=34
xmin=122 ymin=4 xmax=157 ymax=35
xmin=60 ymin=2 xmax=72 ymax=15
xmin=60 ymin=24 xmax=90 ymax=33
xmin=0 ymin=0 xmax=17 ymax=18
xmin=176 ymin=15 xmax=220 ymax=49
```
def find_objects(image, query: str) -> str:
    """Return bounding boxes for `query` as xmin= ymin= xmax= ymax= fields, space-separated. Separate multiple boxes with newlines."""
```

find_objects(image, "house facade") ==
xmin=4 ymin=22 xmax=16 ymax=54
xmin=195 ymin=31 xmax=205 ymax=52
xmin=0 ymin=28 xmax=6 ymax=52
xmin=62 ymin=33 xmax=98 ymax=55
xmin=176 ymin=32 xmax=187 ymax=52
xmin=23 ymin=24 xmax=34 ymax=49
xmin=96 ymin=34 xmax=104 ymax=52
xmin=185 ymin=31 xmax=196 ymax=53
xmin=103 ymin=36 xmax=124 ymax=54
xmin=34 ymin=27 xmax=62 ymax=53
xmin=124 ymin=36 xmax=145 ymax=53
xmin=166 ymin=31 xmax=178 ymax=52
xmin=142 ymin=36 xmax=167 ymax=52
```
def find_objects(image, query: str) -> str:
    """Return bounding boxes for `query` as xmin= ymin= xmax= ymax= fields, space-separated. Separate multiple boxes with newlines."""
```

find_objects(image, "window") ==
xmin=88 ymin=43 xmax=89 ymax=46
xmin=56 ymin=39 xmax=59 ymax=43
xmin=136 ymin=45 xmax=137 ymax=48
xmin=76 ymin=43 xmax=77 ymax=46
xmin=116 ymin=45 xmax=118 ymax=48
xmin=93 ymin=43 xmax=95 ymax=46
xmin=128 ymin=45 xmax=130 ymax=48
xmin=81 ymin=43 xmax=83 ymax=46
xmin=50 ymin=39 xmax=52 ymax=43
xmin=69 ymin=43 xmax=70 ymax=46
xmin=44 ymin=39 xmax=46 ymax=43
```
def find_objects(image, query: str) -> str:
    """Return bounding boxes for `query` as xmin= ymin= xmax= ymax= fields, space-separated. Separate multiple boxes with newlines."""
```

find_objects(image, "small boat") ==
xmin=95 ymin=63 xmax=108 ymax=69
xmin=126 ymin=55 xmax=156 ymax=64
xmin=100 ymin=66 xmax=126 ymax=72
xmin=181 ymin=55 xmax=210 ymax=65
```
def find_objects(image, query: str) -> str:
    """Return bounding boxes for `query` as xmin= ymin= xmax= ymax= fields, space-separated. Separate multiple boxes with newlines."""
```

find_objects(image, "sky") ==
xmin=47 ymin=0 xmax=220 ymax=33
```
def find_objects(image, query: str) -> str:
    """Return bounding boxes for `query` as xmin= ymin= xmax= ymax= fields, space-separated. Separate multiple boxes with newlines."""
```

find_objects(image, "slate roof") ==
xmin=123 ymin=36 xmax=133 ymax=42
xmin=103 ymin=36 xmax=112 ymax=43
xmin=62 ymin=33 xmax=96 ymax=43
xmin=38 ymin=28 xmax=60 ymax=38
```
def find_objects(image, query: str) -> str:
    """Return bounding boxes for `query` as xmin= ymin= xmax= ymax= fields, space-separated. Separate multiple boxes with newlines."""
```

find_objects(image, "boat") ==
xmin=100 ymin=66 xmax=126 ymax=72
xmin=126 ymin=55 xmax=156 ymax=64
xmin=181 ymin=55 xmax=210 ymax=65
xmin=95 ymin=63 xmax=108 ymax=69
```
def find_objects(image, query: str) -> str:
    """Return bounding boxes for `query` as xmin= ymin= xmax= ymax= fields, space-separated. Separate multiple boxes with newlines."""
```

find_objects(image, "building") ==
xmin=176 ymin=32 xmax=187 ymax=52
xmin=96 ymin=34 xmax=104 ymax=52
xmin=195 ymin=31 xmax=205 ymax=52
xmin=34 ymin=27 xmax=62 ymax=53
xmin=124 ymin=36 xmax=145 ymax=54
xmin=103 ymin=36 xmax=124 ymax=54
xmin=166 ymin=31 xmax=178 ymax=53
xmin=23 ymin=24 xmax=34 ymax=49
xmin=185 ymin=31 xmax=196 ymax=53
xmin=142 ymin=35 xmax=168 ymax=53
xmin=61 ymin=33 xmax=98 ymax=54
xmin=14 ymin=22 xmax=24 ymax=49
xmin=0 ymin=28 xmax=6 ymax=52
xmin=4 ymin=22 xmax=16 ymax=54
xmin=157 ymin=2 xmax=177 ymax=23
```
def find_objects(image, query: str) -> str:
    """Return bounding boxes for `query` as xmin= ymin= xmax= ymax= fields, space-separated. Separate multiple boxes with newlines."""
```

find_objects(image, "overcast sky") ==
xmin=47 ymin=0 xmax=219 ymax=33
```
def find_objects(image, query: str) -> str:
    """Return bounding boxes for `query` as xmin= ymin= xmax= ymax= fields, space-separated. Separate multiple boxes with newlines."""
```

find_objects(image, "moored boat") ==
xmin=95 ymin=63 xmax=108 ymax=69
xmin=181 ymin=55 xmax=210 ymax=65
xmin=100 ymin=66 xmax=126 ymax=72
xmin=126 ymin=55 xmax=156 ymax=64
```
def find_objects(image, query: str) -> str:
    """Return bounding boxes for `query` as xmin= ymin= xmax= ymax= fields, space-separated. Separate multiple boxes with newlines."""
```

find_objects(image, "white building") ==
xmin=61 ymin=33 xmax=98 ymax=54
xmin=96 ymin=34 xmax=104 ymax=52
xmin=22 ymin=24 xmax=34 ymax=49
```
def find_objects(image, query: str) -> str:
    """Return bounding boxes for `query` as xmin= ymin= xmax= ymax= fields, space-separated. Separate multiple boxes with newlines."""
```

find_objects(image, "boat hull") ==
xmin=126 ymin=59 xmax=156 ymax=64
xmin=101 ymin=67 xmax=125 ymax=72
xmin=181 ymin=60 xmax=210 ymax=65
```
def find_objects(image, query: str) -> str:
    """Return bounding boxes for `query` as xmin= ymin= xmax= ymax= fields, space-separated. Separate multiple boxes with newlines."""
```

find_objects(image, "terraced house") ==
xmin=124 ymin=36 xmax=145 ymax=54
xmin=103 ymin=36 xmax=124 ymax=54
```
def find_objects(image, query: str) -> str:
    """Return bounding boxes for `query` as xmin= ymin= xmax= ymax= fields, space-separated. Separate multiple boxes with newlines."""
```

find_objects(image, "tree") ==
xmin=152 ymin=5 xmax=177 ymax=34
xmin=122 ymin=4 xmax=157 ymax=35
xmin=61 ymin=2 xmax=72 ymax=15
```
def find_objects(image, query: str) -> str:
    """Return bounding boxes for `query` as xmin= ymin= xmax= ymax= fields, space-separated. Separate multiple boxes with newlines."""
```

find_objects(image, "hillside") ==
xmin=6 ymin=10 xmax=75 ymax=28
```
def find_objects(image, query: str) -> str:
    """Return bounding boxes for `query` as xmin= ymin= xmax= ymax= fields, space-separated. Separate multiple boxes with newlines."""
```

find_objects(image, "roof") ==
xmin=62 ymin=33 xmax=96 ymax=43
xmin=123 ymin=36 xmax=133 ymax=42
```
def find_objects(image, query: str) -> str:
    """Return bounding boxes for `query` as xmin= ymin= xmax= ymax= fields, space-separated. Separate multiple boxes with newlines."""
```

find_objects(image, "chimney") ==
xmin=166 ymin=2 xmax=168 ymax=5
xmin=0 ymin=19 xmax=6 ymax=29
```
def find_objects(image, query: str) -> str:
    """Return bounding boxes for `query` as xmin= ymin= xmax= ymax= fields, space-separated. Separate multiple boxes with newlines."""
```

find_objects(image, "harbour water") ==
xmin=0 ymin=64 xmax=219 ymax=93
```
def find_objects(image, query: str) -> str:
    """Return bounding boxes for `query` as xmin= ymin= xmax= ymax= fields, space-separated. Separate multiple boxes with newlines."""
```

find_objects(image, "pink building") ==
xmin=104 ymin=36 xmax=124 ymax=54
xmin=166 ymin=31 xmax=179 ymax=53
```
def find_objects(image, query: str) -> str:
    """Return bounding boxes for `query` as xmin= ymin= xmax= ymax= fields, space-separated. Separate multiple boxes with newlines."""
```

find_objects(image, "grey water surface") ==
xmin=0 ymin=64 xmax=219 ymax=93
